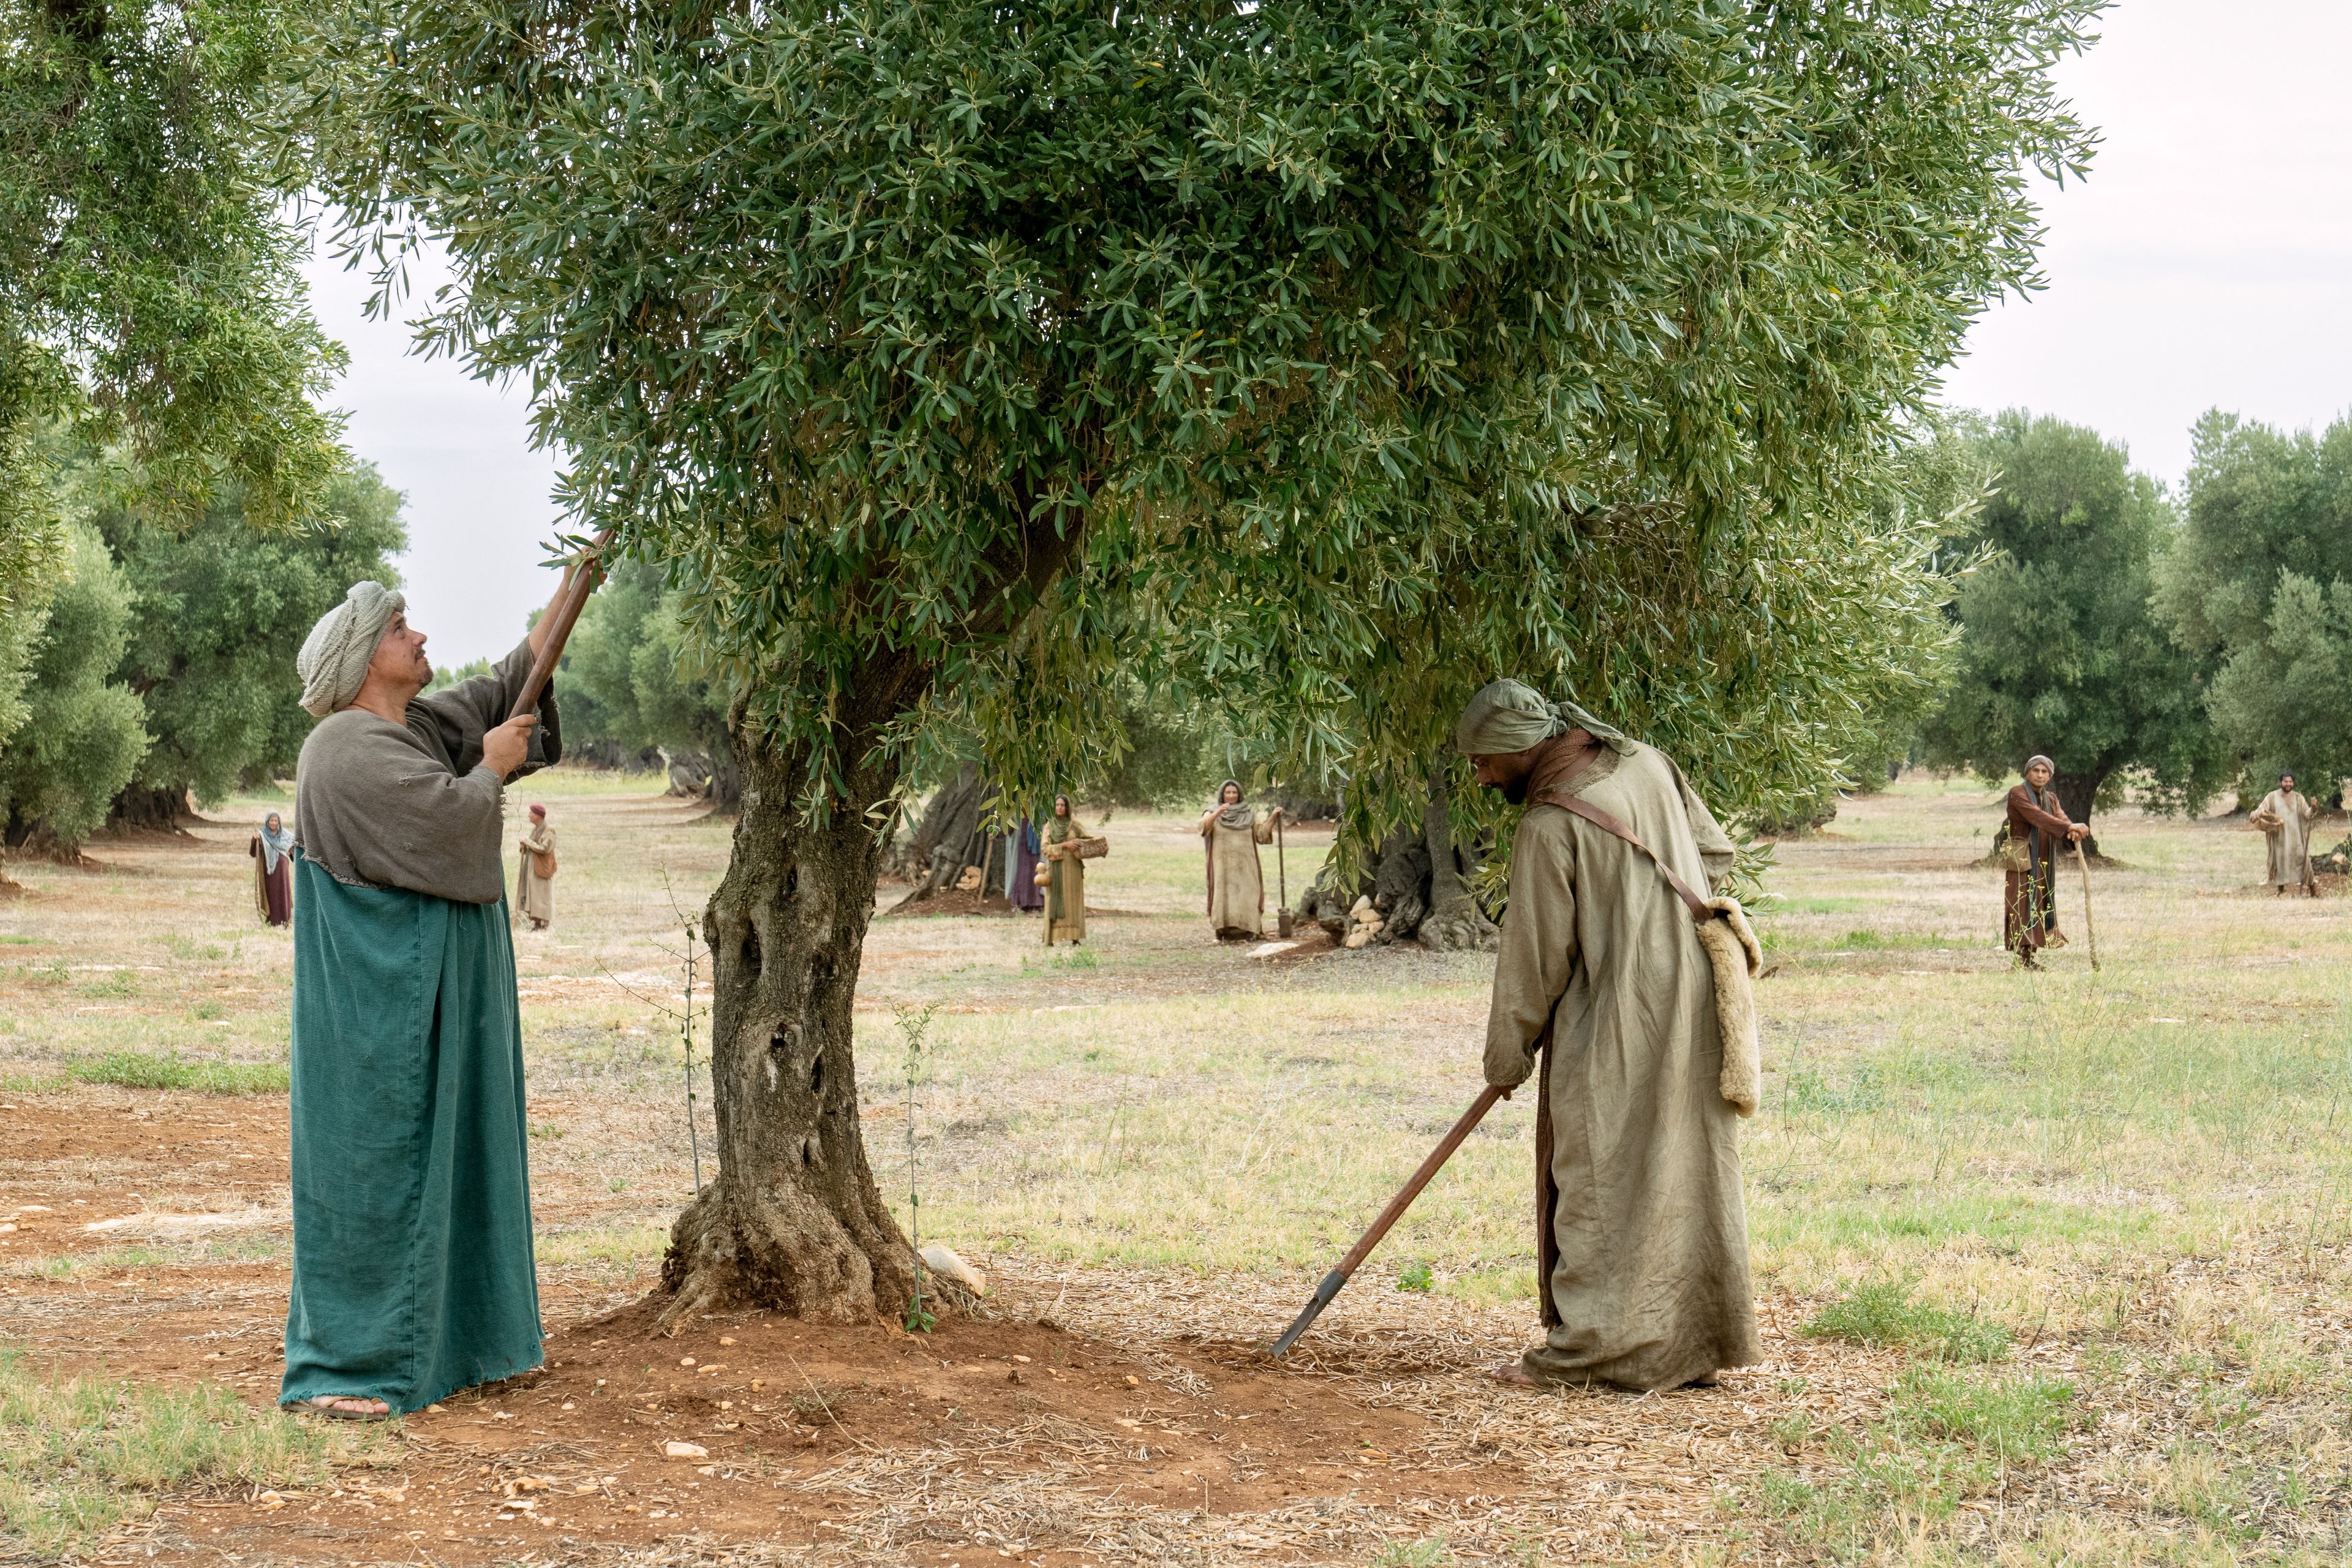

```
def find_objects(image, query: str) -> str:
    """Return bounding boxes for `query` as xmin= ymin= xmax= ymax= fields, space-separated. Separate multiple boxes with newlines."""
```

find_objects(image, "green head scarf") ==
xmin=1452 ymin=679 xmax=1634 ymax=758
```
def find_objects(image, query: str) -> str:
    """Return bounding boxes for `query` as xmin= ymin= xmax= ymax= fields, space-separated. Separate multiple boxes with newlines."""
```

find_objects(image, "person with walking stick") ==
xmin=1459 ymin=680 xmax=1759 ymax=1392
xmin=2002 ymin=755 xmax=2086 ymax=970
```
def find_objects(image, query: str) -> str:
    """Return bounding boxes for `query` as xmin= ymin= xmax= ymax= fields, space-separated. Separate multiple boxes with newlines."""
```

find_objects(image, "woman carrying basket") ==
xmin=1039 ymin=794 xmax=1095 ymax=946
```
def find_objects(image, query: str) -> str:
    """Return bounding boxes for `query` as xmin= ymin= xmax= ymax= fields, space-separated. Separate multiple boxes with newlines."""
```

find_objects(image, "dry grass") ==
xmin=4 ymin=773 xmax=2351 ymax=1562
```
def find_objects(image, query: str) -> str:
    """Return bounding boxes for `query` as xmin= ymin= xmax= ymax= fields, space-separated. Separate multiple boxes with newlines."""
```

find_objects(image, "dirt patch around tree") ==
xmin=2 ymin=1089 xmax=1574 ymax=1566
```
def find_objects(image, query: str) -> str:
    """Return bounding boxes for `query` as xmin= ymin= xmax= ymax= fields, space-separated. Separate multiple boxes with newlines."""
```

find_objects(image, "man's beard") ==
xmin=1502 ymin=774 xmax=1531 ymax=806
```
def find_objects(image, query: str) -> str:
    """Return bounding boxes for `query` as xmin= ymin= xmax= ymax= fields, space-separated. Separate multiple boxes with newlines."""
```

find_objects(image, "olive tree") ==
xmin=1922 ymin=411 xmax=2224 ymax=835
xmin=2151 ymin=412 xmax=2352 ymax=799
xmin=308 ymin=0 xmax=2098 ymax=1324
xmin=1 ymin=0 xmax=347 ymax=745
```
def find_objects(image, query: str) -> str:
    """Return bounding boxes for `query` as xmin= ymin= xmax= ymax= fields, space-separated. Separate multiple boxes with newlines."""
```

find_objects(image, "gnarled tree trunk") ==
xmin=107 ymin=783 xmax=195 ymax=832
xmin=659 ymin=692 xmax=919 ymax=1329
xmin=1419 ymin=772 xmax=1497 ymax=952
xmin=2051 ymin=766 xmax=2108 ymax=862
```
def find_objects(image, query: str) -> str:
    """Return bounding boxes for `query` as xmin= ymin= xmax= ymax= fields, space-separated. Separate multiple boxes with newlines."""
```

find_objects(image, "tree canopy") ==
xmin=1 ymin=0 xmax=349 ymax=756
xmin=305 ymin=0 xmax=2102 ymax=1321
xmin=310 ymin=0 xmax=2095 ymax=821
xmin=560 ymin=559 xmax=734 ymax=791
xmin=2151 ymin=412 xmax=2352 ymax=800
xmin=91 ymin=460 xmax=408 ymax=827
xmin=0 ymin=523 xmax=145 ymax=849
xmin=1921 ymin=410 xmax=2222 ymax=827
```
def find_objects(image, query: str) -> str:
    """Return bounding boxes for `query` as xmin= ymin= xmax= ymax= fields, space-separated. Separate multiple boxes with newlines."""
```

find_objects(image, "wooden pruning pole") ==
xmin=1267 ymin=1084 xmax=1506 ymax=1358
xmin=503 ymin=530 xmax=615 ymax=724
xmin=2072 ymin=841 xmax=2100 ymax=973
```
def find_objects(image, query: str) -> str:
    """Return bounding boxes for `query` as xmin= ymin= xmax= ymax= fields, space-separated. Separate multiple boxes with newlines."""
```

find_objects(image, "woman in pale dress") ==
xmin=1200 ymin=780 xmax=1282 ymax=940
xmin=1040 ymin=794 xmax=1087 ymax=945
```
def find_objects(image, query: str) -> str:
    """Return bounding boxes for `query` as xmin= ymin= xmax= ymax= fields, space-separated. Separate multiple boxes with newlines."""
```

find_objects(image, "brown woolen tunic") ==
xmin=1483 ymin=737 xmax=1757 ymax=1390
xmin=2002 ymin=783 xmax=2073 ymax=951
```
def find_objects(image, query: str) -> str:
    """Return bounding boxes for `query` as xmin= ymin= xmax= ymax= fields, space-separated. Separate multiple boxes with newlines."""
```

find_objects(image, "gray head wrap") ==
xmin=2024 ymin=754 xmax=2054 ymax=774
xmin=296 ymin=581 xmax=405 ymax=718
xmin=1453 ymin=679 xmax=1634 ymax=758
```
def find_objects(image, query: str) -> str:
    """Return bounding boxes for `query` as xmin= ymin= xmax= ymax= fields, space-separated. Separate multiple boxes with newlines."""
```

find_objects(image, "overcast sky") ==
xmin=305 ymin=0 xmax=2352 ymax=666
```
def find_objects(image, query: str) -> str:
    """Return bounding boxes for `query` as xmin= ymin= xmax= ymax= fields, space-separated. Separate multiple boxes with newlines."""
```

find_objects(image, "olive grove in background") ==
xmin=0 ymin=0 xmax=348 ymax=755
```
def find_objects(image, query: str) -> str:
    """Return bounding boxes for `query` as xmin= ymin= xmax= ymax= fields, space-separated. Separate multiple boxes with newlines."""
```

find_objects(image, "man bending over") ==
xmin=1459 ymin=679 xmax=1757 ymax=1392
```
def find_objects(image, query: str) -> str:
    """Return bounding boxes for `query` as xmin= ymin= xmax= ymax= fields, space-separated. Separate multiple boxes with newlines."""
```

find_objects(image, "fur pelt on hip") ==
xmin=1695 ymin=898 xmax=1763 ymax=1117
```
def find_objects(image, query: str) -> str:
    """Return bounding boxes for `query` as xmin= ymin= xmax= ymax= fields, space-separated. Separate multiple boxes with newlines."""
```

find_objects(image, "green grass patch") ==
xmin=536 ymin=1223 xmax=668 ymax=1268
xmin=1805 ymin=1280 xmax=2013 ymax=1363
xmin=0 ymin=1348 xmax=384 ymax=1557
xmin=1782 ymin=1063 xmax=1887 ymax=1115
xmin=1760 ymin=1366 xmax=2075 ymax=1558
xmin=62 ymin=1052 xmax=287 ymax=1096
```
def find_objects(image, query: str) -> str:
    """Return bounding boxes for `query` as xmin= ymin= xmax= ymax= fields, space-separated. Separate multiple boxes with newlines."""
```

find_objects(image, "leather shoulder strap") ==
xmin=1533 ymin=788 xmax=1712 ymax=922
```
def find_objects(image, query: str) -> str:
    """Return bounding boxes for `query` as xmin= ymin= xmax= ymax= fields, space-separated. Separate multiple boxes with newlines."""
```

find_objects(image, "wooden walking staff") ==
xmin=2072 ymin=840 xmax=2100 ymax=973
xmin=1276 ymin=810 xmax=1292 ymax=938
xmin=504 ymin=530 xmax=614 ymax=727
xmin=1267 ymin=1083 xmax=1506 ymax=1358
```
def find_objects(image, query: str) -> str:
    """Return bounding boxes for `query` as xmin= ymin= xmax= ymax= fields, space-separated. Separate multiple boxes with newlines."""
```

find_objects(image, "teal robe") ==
xmin=281 ymin=638 xmax=557 ymax=1414
xmin=281 ymin=862 xmax=541 ymax=1411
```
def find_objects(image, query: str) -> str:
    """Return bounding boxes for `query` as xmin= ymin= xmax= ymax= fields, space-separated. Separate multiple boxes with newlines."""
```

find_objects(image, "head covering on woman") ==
xmin=257 ymin=812 xmax=296 ymax=873
xmin=1213 ymin=779 xmax=1253 ymax=830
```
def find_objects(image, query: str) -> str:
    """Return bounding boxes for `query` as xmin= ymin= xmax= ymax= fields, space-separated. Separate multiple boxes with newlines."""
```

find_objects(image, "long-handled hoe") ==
xmin=1267 ymin=1084 xmax=1506 ymax=1358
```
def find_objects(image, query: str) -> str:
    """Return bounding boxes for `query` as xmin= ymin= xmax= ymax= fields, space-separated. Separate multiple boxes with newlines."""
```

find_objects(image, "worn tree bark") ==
xmin=658 ymin=486 xmax=1088 ymax=1329
xmin=2051 ymin=766 xmax=2108 ymax=862
xmin=1418 ymin=774 xmax=1498 ymax=952
xmin=659 ymin=665 xmax=928 ymax=1329
xmin=105 ymin=783 xmax=196 ymax=833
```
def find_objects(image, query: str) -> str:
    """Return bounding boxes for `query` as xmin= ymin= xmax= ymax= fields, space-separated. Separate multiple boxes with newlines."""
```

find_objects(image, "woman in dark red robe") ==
xmin=251 ymin=811 xmax=295 ymax=927
xmin=2003 ymin=756 xmax=2083 ymax=968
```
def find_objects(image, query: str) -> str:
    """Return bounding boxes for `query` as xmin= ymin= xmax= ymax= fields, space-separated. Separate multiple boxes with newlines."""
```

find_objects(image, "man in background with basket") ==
xmin=515 ymin=802 xmax=558 ymax=929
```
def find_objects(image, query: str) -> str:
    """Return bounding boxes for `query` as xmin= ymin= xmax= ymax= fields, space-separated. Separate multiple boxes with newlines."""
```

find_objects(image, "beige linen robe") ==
xmin=2250 ymin=789 xmax=2316 ymax=888
xmin=1042 ymin=815 xmax=1088 ymax=946
xmin=515 ymin=820 xmax=556 ymax=925
xmin=1485 ymin=741 xmax=1758 ymax=1390
xmin=1203 ymin=811 xmax=1276 ymax=937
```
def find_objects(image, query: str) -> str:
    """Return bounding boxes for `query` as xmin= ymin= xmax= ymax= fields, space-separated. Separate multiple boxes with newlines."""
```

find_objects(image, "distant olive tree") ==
xmin=92 ymin=460 xmax=407 ymax=828
xmin=307 ymin=0 xmax=2098 ymax=1324
xmin=1921 ymin=411 xmax=2224 ymax=836
xmin=2152 ymin=412 xmax=2352 ymax=802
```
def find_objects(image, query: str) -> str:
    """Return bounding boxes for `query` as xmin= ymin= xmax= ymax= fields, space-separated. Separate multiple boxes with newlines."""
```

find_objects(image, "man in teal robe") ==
xmin=279 ymin=574 xmax=576 ymax=1418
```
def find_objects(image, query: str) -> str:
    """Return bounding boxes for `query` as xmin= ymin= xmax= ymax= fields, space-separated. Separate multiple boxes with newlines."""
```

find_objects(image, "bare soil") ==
xmin=1 ymin=1091 xmax=1548 ymax=1566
